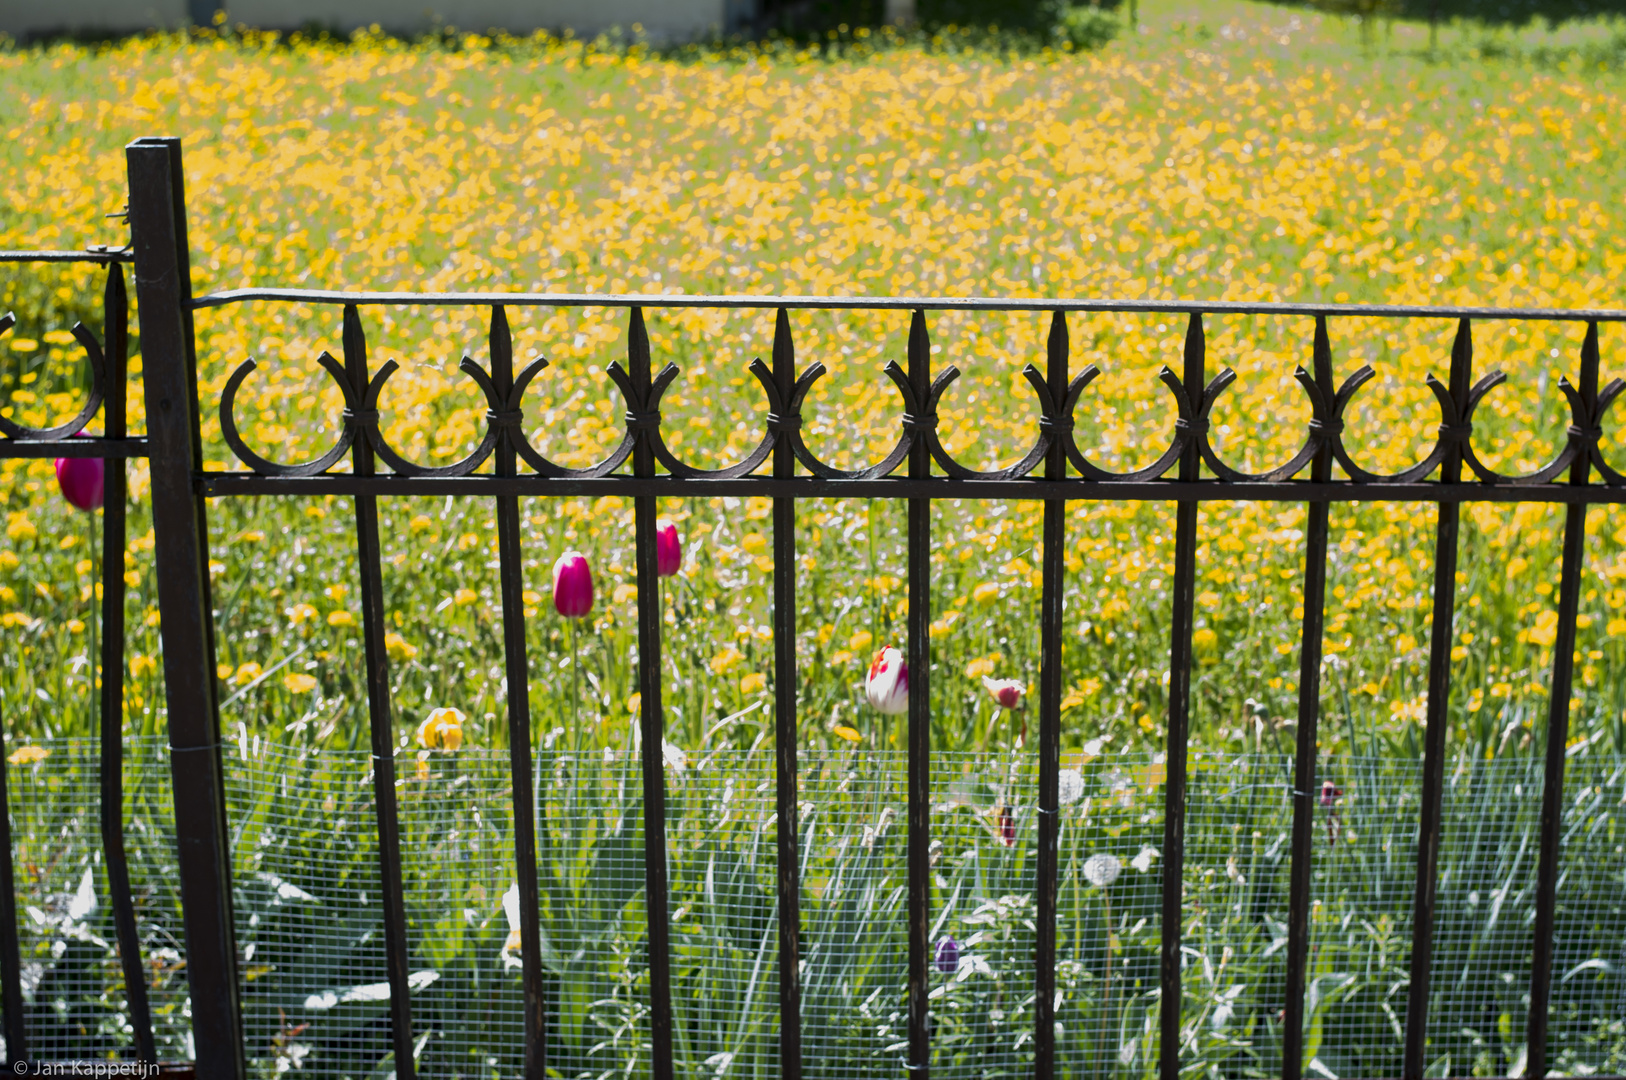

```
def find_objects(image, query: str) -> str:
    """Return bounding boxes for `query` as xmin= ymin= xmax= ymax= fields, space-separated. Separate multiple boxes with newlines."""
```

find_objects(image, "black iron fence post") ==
xmin=1158 ymin=312 xmax=1204 ymax=1080
xmin=488 ymin=305 xmax=549 ymax=1078
xmin=905 ymin=310 xmax=933 ymax=1078
xmin=125 ymin=137 xmax=245 ymax=1080
xmin=1402 ymin=318 xmax=1474 ymax=1080
xmin=1525 ymin=321 xmax=1602 ymax=1078
xmin=1033 ymin=310 xmax=1068 ymax=1079
xmin=628 ymin=308 xmax=677 ymax=1080
xmin=93 ymin=263 xmax=157 ymax=1065
xmin=770 ymin=308 xmax=803 ymax=1080
xmin=1281 ymin=316 xmax=1337 ymax=1078
xmin=340 ymin=306 xmax=418 ymax=1080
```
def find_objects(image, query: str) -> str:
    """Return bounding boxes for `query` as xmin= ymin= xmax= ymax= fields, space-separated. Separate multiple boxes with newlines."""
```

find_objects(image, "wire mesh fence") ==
xmin=8 ymin=737 xmax=1625 ymax=1077
xmin=2 ymin=737 xmax=187 ymax=1063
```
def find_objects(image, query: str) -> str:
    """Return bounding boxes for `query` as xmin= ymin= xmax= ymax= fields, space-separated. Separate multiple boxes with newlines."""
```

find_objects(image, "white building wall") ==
xmin=0 ymin=0 xmax=190 ymax=38
xmin=0 ymin=0 xmax=735 ymax=41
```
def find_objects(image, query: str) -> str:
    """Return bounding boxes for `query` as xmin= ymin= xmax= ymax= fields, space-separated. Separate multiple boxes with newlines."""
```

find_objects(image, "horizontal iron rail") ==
xmin=0 ymin=249 xmax=131 ymax=263
xmin=191 ymin=288 xmax=1626 ymax=322
xmin=0 ymin=436 xmax=148 ymax=458
xmin=198 ymin=473 xmax=1626 ymax=503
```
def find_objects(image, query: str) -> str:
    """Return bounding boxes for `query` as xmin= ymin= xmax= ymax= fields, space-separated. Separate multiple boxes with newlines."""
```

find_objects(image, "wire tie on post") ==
xmin=1038 ymin=413 xmax=1073 ymax=435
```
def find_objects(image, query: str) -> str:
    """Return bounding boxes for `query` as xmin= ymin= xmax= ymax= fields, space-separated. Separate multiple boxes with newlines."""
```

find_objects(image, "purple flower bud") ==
xmin=933 ymin=936 xmax=960 ymax=975
xmin=552 ymin=551 xmax=594 ymax=618
xmin=656 ymin=519 xmax=682 ymax=577
xmin=54 ymin=454 xmax=104 ymax=512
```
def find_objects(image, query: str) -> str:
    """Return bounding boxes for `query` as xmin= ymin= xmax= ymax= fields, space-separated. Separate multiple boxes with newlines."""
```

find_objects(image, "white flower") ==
xmin=1084 ymin=853 xmax=1122 ymax=888
xmin=1057 ymin=769 xmax=1085 ymax=806
xmin=864 ymin=647 xmax=909 ymax=715
xmin=1131 ymin=845 xmax=1158 ymax=873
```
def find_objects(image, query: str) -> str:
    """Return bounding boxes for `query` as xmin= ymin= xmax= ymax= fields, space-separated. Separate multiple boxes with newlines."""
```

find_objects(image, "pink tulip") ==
xmin=54 ymin=454 xmax=104 ymax=512
xmin=655 ymin=519 xmax=682 ymax=578
xmin=865 ymin=646 xmax=909 ymax=715
xmin=933 ymin=936 xmax=960 ymax=975
xmin=552 ymin=551 xmax=593 ymax=618
xmin=981 ymin=676 xmax=1025 ymax=710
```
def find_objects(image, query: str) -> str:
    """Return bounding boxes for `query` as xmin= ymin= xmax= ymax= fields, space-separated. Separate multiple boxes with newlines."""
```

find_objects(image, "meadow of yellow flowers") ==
xmin=1 ymin=0 xmax=1624 ymax=763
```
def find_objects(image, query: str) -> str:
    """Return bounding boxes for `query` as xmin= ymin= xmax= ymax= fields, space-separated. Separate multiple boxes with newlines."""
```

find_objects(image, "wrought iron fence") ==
xmin=0 ymin=240 xmax=160 ymax=1069
xmin=2 ymin=134 xmax=1625 ymax=1078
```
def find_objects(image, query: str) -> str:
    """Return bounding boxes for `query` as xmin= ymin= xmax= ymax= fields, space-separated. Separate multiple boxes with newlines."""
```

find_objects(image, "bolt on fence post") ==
xmin=628 ymin=308 xmax=676 ymax=1080
xmin=1402 ymin=318 xmax=1473 ymax=1080
xmin=770 ymin=308 xmax=803 ymax=1080
xmin=125 ymin=136 xmax=246 ymax=1080
xmin=1525 ymin=320 xmax=1601 ymax=1079
xmin=1033 ymin=310 xmax=1068 ymax=1080
xmin=94 ymin=262 xmax=157 ymax=1065
xmin=1158 ymin=311 xmax=1204 ymax=1080
xmin=905 ymin=308 xmax=933 ymax=1079
xmin=1281 ymin=316 xmax=1336 ymax=1080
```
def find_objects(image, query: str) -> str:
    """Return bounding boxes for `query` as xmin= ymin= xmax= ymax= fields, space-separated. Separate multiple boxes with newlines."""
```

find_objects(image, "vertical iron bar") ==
xmin=1034 ymin=311 xmax=1068 ymax=1080
xmin=905 ymin=309 xmax=932 ymax=1078
xmin=342 ymin=306 xmax=416 ymax=1080
xmin=125 ymin=137 xmax=245 ymax=1080
xmin=1525 ymin=320 xmax=1600 ymax=1079
xmin=1158 ymin=312 xmax=1204 ymax=1080
xmin=628 ymin=308 xmax=676 ymax=1080
xmin=490 ymin=306 xmax=548 ymax=1078
xmin=771 ymin=308 xmax=803 ymax=1080
xmin=0 ymin=712 xmax=25 ymax=1067
xmin=1281 ymin=317 xmax=1336 ymax=1080
xmin=1402 ymin=318 xmax=1473 ymax=1080
xmin=96 ymin=264 xmax=156 ymax=1063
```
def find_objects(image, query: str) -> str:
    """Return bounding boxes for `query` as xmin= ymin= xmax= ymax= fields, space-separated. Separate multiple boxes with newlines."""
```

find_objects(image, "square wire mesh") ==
xmin=12 ymin=738 xmax=1623 ymax=1076
xmin=3 ymin=736 xmax=188 ymax=1062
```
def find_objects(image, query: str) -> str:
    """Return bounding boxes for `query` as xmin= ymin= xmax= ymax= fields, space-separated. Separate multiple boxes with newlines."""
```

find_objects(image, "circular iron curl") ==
xmin=1331 ymin=368 xmax=1470 ymax=484
xmin=219 ymin=352 xmax=356 ymax=477
xmin=1063 ymin=365 xmax=1193 ymax=482
xmin=1196 ymin=367 xmax=1325 ymax=482
xmin=0 ymin=313 xmax=107 ymax=442
xmin=1454 ymin=370 xmax=1595 ymax=487
xmin=360 ymin=357 xmax=498 ymax=478
xmin=918 ymin=364 xmax=1058 ymax=481
xmin=778 ymin=360 xmax=915 ymax=480
xmin=502 ymin=358 xmax=633 ymax=479
xmin=631 ymin=360 xmax=777 ymax=479
xmin=1576 ymin=378 xmax=1626 ymax=486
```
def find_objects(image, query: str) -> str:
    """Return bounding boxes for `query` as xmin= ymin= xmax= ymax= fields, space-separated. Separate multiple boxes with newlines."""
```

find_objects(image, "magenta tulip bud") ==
xmin=655 ymin=519 xmax=682 ymax=578
xmin=981 ymin=676 xmax=1025 ymax=710
xmin=551 ymin=551 xmax=593 ymax=618
xmin=934 ymin=936 xmax=960 ymax=975
xmin=54 ymin=454 xmax=104 ymax=512
xmin=998 ymin=805 xmax=1016 ymax=847
xmin=865 ymin=647 xmax=909 ymax=715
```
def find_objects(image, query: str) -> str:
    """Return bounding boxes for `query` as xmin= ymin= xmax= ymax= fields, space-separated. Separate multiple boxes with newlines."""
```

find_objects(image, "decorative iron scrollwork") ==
xmin=0 ymin=313 xmax=107 ymax=441
xmin=213 ymin=304 xmax=1624 ymax=489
